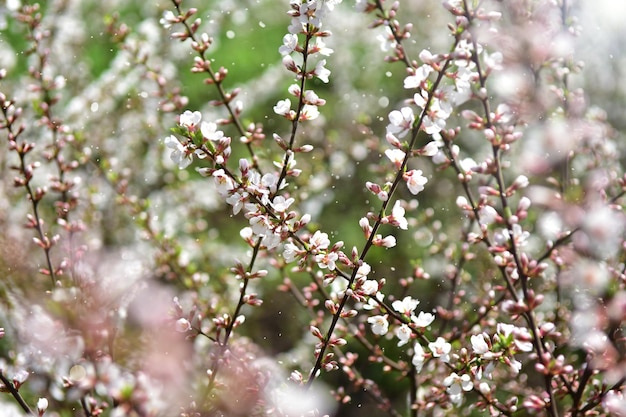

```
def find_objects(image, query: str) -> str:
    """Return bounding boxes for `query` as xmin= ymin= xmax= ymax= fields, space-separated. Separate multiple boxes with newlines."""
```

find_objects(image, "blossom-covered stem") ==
xmin=29 ymin=62 xmax=80 ymax=285
xmin=170 ymin=0 xmax=258 ymax=166
xmin=461 ymin=2 xmax=492 ymax=123
xmin=525 ymin=311 xmax=558 ymax=415
xmin=1 ymin=99 xmax=57 ymax=285
xmin=105 ymin=15 xmax=186 ymax=115
xmin=306 ymin=272 xmax=410 ymax=365
xmin=551 ymin=2 xmax=577 ymax=195
xmin=18 ymin=153 xmax=58 ymax=285
xmin=285 ymin=275 xmax=402 ymax=416
xmin=305 ymin=218 xmax=389 ymax=387
xmin=465 ymin=1 xmax=536 ymax=297
xmin=579 ymin=378 xmax=626 ymax=414
xmin=274 ymin=25 xmax=315 ymax=198
xmin=306 ymin=26 xmax=457 ymax=392
xmin=11 ymin=6 xmax=77 ymax=285
xmin=369 ymin=51 xmax=454 ymax=251
xmin=461 ymin=7 xmax=520 ymax=262
xmin=306 ymin=279 xmax=355 ymax=387
xmin=0 ymin=371 xmax=34 ymax=415
xmin=199 ymin=158 xmax=313 ymax=252
xmin=439 ymin=140 xmax=517 ymax=336
xmin=384 ymin=54 xmax=456 ymax=201
xmin=443 ymin=142 xmax=521 ymax=301
xmin=287 ymin=26 xmax=314 ymax=149
xmin=373 ymin=0 xmax=411 ymax=67
xmin=463 ymin=3 xmax=559 ymax=415
xmin=482 ymin=87 xmax=561 ymax=417
xmin=490 ymin=156 xmax=530 ymax=289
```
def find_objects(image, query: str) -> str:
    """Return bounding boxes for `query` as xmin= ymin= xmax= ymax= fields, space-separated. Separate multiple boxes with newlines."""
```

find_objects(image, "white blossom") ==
xmin=179 ymin=110 xmax=202 ymax=129
xmin=175 ymin=318 xmax=192 ymax=333
xmin=314 ymin=251 xmax=338 ymax=270
xmin=395 ymin=324 xmax=412 ymax=346
xmin=271 ymin=195 xmax=295 ymax=213
xmin=356 ymin=262 xmax=371 ymax=280
xmin=429 ymin=337 xmax=451 ymax=363
xmin=283 ymin=242 xmax=300 ymax=263
xmin=300 ymin=104 xmax=320 ymax=120
xmin=367 ymin=315 xmax=389 ymax=335
xmin=201 ymin=121 xmax=225 ymax=141
xmin=384 ymin=149 xmax=406 ymax=166
xmin=387 ymin=107 xmax=415 ymax=138
xmin=392 ymin=296 xmax=419 ymax=316
xmin=164 ymin=135 xmax=193 ymax=169
xmin=404 ymin=170 xmax=428 ymax=195
xmin=37 ymin=398 xmax=49 ymax=415
xmin=360 ymin=280 xmax=379 ymax=295
xmin=404 ymin=65 xmax=433 ymax=88
xmin=478 ymin=205 xmax=498 ymax=226
xmin=412 ymin=311 xmax=435 ymax=328
xmin=471 ymin=334 xmax=490 ymax=355
xmin=160 ymin=10 xmax=177 ymax=28
xmin=315 ymin=59 xmax=331 ymax=83
xmin=279 ymin=33 xmax=298 ymax=55
xmin=443 ymin=372 xmax=473 ymax=406
xmin=391 ymin=200 xmax=408 ymax=230
xmin=274 ymin=99 xmax=292 ymax=116
xmin=309 ymin=231 xmax=331 ymax=251
xmin=412 ymin=343 xmax=426 ymax=372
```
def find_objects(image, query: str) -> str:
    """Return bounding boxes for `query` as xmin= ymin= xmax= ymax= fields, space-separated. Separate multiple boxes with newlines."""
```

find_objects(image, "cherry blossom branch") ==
xmin=17 ymin=3 xmax=86 ymax=285
xmin=282 ymin=274 xmax=402 ymax=416
xmin=1 ymin=92 xmax=58 ymax=286
xmin=305 ymin=7 xmax=459 ymax=390
xmin=165 ymin=0 xmax=260 ymax=166
xmin=460 ymin=1 xmax=560 ymax=414
xmin=274 ymin=27 xmax=315 ymax=195
xmin=372 ymin=0 xmax=411 ymax=67
xmin=442 ymin=139 xmax=521 ymax=302
xmin=579 ymin=377 xmax=626 ymax=415
xmin=0 ymin=371 xmax=34 ymax=415
xmin=151 ymin=14 xmax=286 ymax=390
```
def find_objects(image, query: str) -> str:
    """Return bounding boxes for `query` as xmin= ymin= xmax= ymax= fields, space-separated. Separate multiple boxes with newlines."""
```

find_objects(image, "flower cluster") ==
xmin=164 ymin=110 xmax=232 ymax=169
xmin=274 ymin=1 xmax=341 ymax=123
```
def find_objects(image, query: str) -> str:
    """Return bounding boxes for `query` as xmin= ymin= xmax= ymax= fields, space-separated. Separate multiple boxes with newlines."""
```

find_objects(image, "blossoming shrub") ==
xmin=1 ymin=0 xmax=625 ymax=416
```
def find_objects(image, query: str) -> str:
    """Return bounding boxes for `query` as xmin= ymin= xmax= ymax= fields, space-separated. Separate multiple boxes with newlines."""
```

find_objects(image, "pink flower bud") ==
xmin=175 ymin=318 xmax=192 ymax=333
xmin=325 ymin=300 xmax=338 ymax=314
xmin=310 ymin=325 xmax=324 ymax=340
xmin=12 ymin=369 xmax=29 ymax=389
